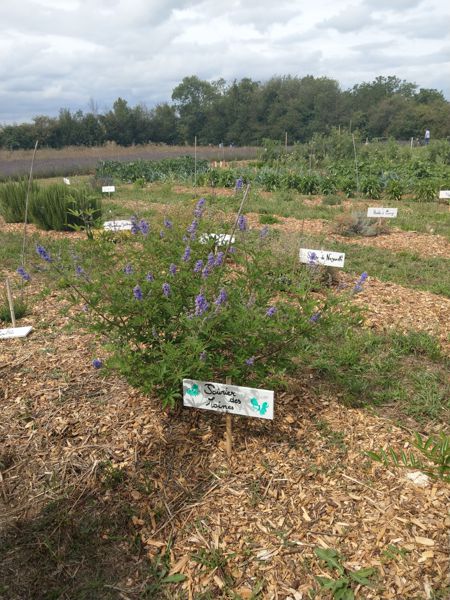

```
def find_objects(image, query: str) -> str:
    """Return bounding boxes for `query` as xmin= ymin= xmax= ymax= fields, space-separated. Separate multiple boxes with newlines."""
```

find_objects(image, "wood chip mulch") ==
xmin=1 ymin=282 xmax=449 ymax=599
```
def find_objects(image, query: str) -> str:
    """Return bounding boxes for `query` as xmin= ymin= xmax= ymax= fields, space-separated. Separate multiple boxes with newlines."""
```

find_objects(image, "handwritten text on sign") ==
xmin=102 ymin=185 xmax=115 ymax=193
xmin=103 ymin=220 xmax=133 ymax=231
xmin=299 ymin=248 xmax=345 ymax=268
xmin=183 ymin=379 xmax=274 ymax=420
xmin=367 ymin=207 xmax=398 ymax=218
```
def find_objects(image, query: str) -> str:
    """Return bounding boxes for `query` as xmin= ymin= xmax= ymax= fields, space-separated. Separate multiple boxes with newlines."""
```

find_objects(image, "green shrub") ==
xmin=0 ymin=179 xmax=38 ymax=223
xmin=414 ymin=179 xmax=437 ymax=202
xmin=33 ymin=199 xmax=347 ymax=407
xmin=30 ymin=185 xmax=102 ymax=231
xmin=386 ymin=178 xmax=404 ymax=201
xmin=360 ymin=176 xmax=382 ymax=199
xmin=259 ymin=214 xmax=280 ymax=224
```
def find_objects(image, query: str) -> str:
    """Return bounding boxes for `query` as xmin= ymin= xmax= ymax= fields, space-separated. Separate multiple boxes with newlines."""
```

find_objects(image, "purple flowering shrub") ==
xmin=35 ymin=197 xmax=328 ymax=407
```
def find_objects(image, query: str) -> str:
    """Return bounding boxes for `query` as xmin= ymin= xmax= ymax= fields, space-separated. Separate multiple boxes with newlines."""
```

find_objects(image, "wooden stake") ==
xmin=225 ymin=376 xmax=232 ymax=458
xmin=5 ymin=279 xmax=16 ymax=328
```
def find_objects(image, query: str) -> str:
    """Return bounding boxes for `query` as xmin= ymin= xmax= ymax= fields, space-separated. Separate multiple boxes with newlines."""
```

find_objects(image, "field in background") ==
xmin=0 ymin=144 xmax=258 ymax=179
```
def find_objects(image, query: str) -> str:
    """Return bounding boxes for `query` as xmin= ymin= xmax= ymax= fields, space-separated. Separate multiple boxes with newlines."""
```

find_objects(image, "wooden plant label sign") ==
xmin=299 ymin=248 xmax=345 ymax=268
xmin=0 ymin=326 xmax=33 ymax=340
xmin=199 ymin=233 xmax=235 ymax=245
xmin=102 ymin=185 xmax=115 ymax=193
xmin=439 ymin=190 xmax=450 ymax=199
xmin=183 ymin=379 xmax=274 ymax=420
xmin=367 ymin=207 xmax=398 ymax=218
xmin=103 ymin=220 xmax=133 ymax=231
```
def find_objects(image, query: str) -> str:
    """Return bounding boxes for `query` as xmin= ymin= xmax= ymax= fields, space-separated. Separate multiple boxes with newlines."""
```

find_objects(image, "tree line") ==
xmin=1 ymin=74 xmax=449 ymax=150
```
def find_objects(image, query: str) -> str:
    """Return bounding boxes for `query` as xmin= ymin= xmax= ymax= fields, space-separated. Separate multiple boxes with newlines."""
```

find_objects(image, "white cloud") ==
xmin=0 ymin=0 xmax=449 ymax=123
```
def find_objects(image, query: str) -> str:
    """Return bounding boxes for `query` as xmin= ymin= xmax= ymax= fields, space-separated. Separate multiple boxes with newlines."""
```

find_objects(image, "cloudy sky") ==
xmin=1 ymin=0 xmax=449 ymax=124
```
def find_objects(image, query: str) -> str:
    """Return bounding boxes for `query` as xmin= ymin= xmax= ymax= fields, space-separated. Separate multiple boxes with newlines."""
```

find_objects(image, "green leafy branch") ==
xmin=314 ymin=548 xmax=377 ymax=600
xmin=365 ymin=432 xmax=450 ymax=483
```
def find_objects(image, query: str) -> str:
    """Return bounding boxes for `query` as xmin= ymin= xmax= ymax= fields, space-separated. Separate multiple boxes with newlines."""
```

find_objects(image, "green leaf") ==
xmin=161 ymin=573 xmax=187 ymax=584
xmin=349 ymin=566 xmax=376 ymax=585
xmin=315 ymin=548 xmax=344 ymax=574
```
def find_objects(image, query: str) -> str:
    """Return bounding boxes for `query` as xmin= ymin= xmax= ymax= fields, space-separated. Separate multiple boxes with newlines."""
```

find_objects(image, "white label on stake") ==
xmin=299 ymin=248 xmax=345 ymax=268
xmin=367 ymin=207 xmax=398 ymax=218
xmin=63 ymin=177 xmax=70 ymax=185
xmin=102 ymin=186 xmax=115 ymax=193
xmin=439 ymin=190 xmax=450 ymax=199
xmin=199 ymin=233 xmax=235 ymax=245
xmin=183 ymin=379 xmax=274 ymax=420
xmin=0 ymin=326 xmax=33 ymax=339
xmin=103 ymin=220 xmax=133 ymax=231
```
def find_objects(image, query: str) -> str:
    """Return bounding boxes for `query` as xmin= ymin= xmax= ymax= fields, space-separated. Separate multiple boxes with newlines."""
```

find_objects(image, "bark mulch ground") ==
xmin=1 ymin=279 xmax=449 ymax=598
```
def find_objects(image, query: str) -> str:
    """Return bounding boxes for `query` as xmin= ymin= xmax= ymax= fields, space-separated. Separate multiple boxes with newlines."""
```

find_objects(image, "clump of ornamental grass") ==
xmin=333 ymin=212 xmax=389 ymax=237
xmin=32 ymin=198 xmax=354 ymax=407
xmin=29 ymin=184 xmax=102 ymax=231
xmin=0 ymin=179 xmax=39 ymax=223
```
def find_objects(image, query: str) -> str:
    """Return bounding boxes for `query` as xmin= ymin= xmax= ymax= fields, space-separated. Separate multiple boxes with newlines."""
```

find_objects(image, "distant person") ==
xmin=424 ymin=129 xmax=430 ymax=145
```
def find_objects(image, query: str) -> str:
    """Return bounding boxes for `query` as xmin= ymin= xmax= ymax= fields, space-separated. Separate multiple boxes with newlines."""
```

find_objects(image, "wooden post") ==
xmin=225 ymin=376 xmax=232 ymax=458
xmin=194 ymin=135 xmax=197 ymax=189
xmin=5 ymin=278 xmax=16 ymax=328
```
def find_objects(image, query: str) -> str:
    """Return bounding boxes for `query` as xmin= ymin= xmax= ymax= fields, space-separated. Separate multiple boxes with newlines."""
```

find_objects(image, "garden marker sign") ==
xmin=367 ymin=207 xmax=398 ymax=218
xmin=63 ymin=177 xmax=70 ymax=185
xmin=183 ymin=379 xmax=274 ymax=420
xmin=102 ymin=185 xmax=115 ymax=193
xmin=439 ymin=190 xmax=450 ymax=199
xmin=299 ymin=248 xmax=345 ymax=268
xmin=0 ymin=326 xmax=33 ymax=340
xmin=103 ymin=220 xmax=133 ymax=231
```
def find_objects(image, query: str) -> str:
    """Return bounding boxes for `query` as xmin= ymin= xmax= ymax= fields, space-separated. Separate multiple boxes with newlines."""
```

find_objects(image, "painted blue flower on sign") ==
xmin=250 ymin=397 xmax=269 ymax=415
xmin=187 ymin=384 xmax=200 ymax=396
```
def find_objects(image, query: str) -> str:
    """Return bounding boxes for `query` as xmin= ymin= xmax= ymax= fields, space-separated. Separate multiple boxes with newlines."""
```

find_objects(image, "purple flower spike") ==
xmin=130 ymin=216 xmax=139 ymax=235
xmin=169 ymin=263 xmax=177 ymax=276
xmin=238 ymin=215 xmax=248 ymax=232
xmin=164 ymin=217 xmax=173 ymax=229
xmin=207 ymin=252 xmax=215 ymax=267
xmin=139 ymin=219 xmax=150 ymax=235
xmin=245 ymin=356 xmax=255 ymax=366
xmin=92 ymin=358 xmax=103 ymax=369
xmin=309 ymin=312 xmax=321 ymax=323
xmin=187 ymin=219 xmax=199 ymax=240
xmin=36 ymin=245 xmax=52 ymax=262
xmin=75 ymin=265 xmax=84 ymax=276
xmin=235 ymin=177 xmax=243 ymax=190
xmin=124 ymin=264 xmax=133 ymax=275
xmin=194 ymin=259 xmax=203 ymax=273
xmin=146 ymin=272 xmax=154 ymax=282
xmin=16 ymin=266 xmax=31 ymax=281
xmin=228 ymin=246 xmax=236 ymax=254
xmin=133 ymin=285 xmax=143 ymax=300
xmin=195 ymin=293 xmax=209 ymax=316
xmin=199 ymin=351 xmax=207 ymax=362
xmin=214 ymin=251 xmax=224 ymax=267
xmin=202 ymin=266 xmax=211 ymax=279
xmin=182 ymin=246 xmax=191 ymax=262
xmin=194 ymin=198 xmax=206 ymax=218
xmin=162 ymin=283 xmax=171 ymax=297
xmin=266 ymin=306 xmax=277 ymax=317
xmin=360 ymin=272 xmax=368 ymax=282
xmin=214 ymin=288 xmax=227 ymax=306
